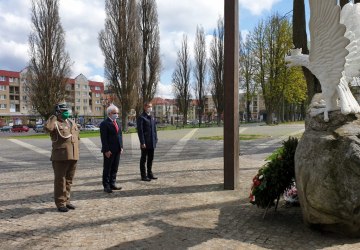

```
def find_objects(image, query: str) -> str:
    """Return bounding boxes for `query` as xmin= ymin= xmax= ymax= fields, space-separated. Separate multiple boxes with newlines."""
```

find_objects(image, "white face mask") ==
xmin=111 ymin=113 xmax=119 ymax=120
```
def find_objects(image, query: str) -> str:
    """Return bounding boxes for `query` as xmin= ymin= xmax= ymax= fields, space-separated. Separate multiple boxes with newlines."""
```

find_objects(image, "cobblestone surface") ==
xmin=1 ymin=153 xmax=360 ymax=250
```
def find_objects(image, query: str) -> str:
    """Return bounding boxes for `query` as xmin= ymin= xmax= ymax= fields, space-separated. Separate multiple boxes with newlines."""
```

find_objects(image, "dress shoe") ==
xmin=57 ymin=206 xmax=69 ymax=212
xmin=141 ymin=177 xmax=151 ymax=181
xmin=66 ymin=203 xmax=76 ymax=210
xmin=111 ymin=185 xmax=122 ymax=190
xmin=104 ymin=187 xmax=113 ymax=193
xmin=148 ymin=175 xmax=158 ymax=180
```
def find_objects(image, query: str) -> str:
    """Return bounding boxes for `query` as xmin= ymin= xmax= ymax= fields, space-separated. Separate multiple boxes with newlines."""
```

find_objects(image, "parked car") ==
xmin=82 ymin=124 xmax=100 ymax=131
xmin=128 ymin=121 xmax=136 ymax=127
xmin=0 ymin=126 xmax=12 ymax=132
xmin=11 ymin=125 xmax=29 ymax=132
xmin=34 ymin=124 xmax=44 ymax=133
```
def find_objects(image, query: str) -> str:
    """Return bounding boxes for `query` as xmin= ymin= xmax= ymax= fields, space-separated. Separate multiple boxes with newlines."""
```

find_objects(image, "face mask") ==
xmin=61 ymin=110 xmax=71 ymax=120
xmin=146 ymin=107 xmax=152 ymax=113
xmin=111 ymin=113 xmax=119 ymax=120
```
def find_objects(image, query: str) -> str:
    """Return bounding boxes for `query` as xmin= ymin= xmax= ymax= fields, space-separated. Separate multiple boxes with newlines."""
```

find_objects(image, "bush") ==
xmin=249 ymin=137 xmax=298 ymax=209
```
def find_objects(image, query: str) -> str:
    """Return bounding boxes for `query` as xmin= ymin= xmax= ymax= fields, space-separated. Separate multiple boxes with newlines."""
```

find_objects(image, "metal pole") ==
xmin=224 ymin=0 xmax=239 ymax=190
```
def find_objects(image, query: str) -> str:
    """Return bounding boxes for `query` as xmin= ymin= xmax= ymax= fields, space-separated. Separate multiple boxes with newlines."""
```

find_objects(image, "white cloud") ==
xmin=0 ymin=0 xmax=284 ymax=86
xmin=240 ymin=0 xmax=282 ymax=15
xmin=156 ymin=81 xmax=174 ymax=99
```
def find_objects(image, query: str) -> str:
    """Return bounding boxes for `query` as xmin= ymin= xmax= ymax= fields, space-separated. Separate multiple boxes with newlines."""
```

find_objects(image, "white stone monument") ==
xmin=286 ymin=0 xmax=360 ymax=122
xmin=287 ymin=0 xmax=360 ymax=237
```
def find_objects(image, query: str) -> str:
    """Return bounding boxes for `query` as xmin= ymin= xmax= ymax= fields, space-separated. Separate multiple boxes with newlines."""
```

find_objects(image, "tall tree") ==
xmin=292 ymin=0 xmax=321 ymax=104
xmin=250 ymin=20 xmax=267 ymax=121
xmin=26 ymin=0 xmax=71 ymax=120
xmin=251 ymin=14 xmax=295 ymax=124
xmin=172 ymin=35 xmax=191 ymax=125
xmin=239 ymin=33 xmax=257 ymax=122
xmin=193 ymin=25 xmax=207 ymax=127
xmin=99 ymin=0 xmax=141 ymax=130
xmin=137 ymin=0 xmax=161 ymax=115
xmin=209 ymin=17 xmax=224 ymax=126
xmin=283 ymin=66 xmax=307 ymax=121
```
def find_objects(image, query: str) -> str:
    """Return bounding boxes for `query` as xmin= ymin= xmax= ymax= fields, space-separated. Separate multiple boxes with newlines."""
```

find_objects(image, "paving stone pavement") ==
xmin=1 ymin=151 xmax=360 ymax=249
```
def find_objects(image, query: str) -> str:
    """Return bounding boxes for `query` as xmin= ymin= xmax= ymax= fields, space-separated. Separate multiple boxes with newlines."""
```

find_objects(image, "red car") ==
xmin=11 ymin=125 xmax=29 ymax=132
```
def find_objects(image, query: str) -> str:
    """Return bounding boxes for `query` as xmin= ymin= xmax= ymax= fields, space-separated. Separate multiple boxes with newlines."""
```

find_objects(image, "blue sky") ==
xmin=0 ymin=0 xmax=309 ymax=98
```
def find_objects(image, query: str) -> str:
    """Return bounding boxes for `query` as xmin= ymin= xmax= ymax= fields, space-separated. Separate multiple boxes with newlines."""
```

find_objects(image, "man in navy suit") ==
xmin=137 ymin=102 xmax=158 ymax=181
xmin=100 ymin=104 xmax=123 ymax=193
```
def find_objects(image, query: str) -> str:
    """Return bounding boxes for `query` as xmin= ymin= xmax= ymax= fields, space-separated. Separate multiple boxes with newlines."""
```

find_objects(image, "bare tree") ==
xmin=137 ymin=0 xmax=161 ymax=115
xmin=355 ymin=0 xmax=360 ymax=3
xmin=172 ymin=35 xmax=191 ymax=126
xmin=239 ymin=33 xmax=257 ymax=122
xmin=26 ymin=0 xmax=72 ymax=120
xmin=99 ymin=0 xmax=141 ymax=130
xmin=209 ymin=17 xmax=224 ymax=126
xmin=293 ymin=0 xmax=321 ymax=105
xmin=193 ymin=25 xmax=207 ymax=127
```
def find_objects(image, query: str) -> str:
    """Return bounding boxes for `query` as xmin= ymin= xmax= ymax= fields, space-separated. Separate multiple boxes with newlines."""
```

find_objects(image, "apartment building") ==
xmin=151 ymin=97 xmax=177 ymax=123
xmin=239 ymin=93 xmax=266 ymax=121
xmin=0 ymin=69 xmax=104 ymax=125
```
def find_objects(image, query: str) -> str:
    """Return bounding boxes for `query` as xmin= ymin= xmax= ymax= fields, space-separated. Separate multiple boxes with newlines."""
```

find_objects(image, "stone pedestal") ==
xmin=295 ymin=110 xmax=360 ymax=237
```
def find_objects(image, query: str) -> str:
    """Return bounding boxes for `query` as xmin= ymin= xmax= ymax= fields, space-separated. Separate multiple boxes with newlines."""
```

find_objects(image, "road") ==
xmin=0 ymin=123 xmax=305 ymax=170
xmin=3 ymin=122 xmax=358 ymax=250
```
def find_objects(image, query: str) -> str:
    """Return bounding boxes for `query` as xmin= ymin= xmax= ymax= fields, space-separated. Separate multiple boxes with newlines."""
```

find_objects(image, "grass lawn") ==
xmin=7 ymin=131 xmax=101 ymax=139
xmin=198 ymin=134 xmax=269 ymax=140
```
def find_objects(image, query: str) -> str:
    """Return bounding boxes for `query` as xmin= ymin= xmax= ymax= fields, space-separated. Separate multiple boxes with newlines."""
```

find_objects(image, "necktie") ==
xmin=113 ymin=120 xmax=119 ymax=133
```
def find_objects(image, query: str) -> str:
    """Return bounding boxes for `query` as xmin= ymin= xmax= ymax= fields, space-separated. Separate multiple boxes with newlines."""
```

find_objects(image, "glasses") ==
xmin=112 ymin=112 xmax=119 ymax=114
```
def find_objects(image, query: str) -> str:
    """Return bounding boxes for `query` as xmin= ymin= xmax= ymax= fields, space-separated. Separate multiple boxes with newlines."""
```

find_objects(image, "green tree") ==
xmin=26 ymin=0 xmax=72 ymax=120
xmin=282 ymin=66 xmax=307 ymax=121
xmin=251 ymin=14 xmax=300 ymax=124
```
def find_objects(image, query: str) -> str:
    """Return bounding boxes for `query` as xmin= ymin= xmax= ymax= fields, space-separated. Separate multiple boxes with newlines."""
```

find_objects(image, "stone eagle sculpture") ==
xmin=286 ymin=0 xmax=360 ymax=122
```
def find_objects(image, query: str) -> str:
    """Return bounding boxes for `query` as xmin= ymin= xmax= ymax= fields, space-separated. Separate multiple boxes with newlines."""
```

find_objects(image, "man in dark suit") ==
xmin=137 ymin=102 xmax=158 ymax=181
xmin=100 ymin=104 xmax=123 ymax=193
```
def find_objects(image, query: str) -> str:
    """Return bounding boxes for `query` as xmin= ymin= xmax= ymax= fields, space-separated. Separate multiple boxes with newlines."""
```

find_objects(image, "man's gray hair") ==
xmin=107 ymin=104 xmax=118 ymax=115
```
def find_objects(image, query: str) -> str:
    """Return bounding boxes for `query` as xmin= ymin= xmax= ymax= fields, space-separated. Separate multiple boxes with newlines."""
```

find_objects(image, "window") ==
xmin=0 ymin=95 xmax=6 ymax=100
xmin=22 ymin=96 xmax=27 ymax=101
xmin=95 ymin=93 xmax=100 ymax=97
xmin=0 ymin=85 xmax=5 ymax=91
xmin=76 ymin=84 xmax=80 ymax=89
xmin=83 ymin=99 xmax=87 ymax=104
xmin=95 ymin=100 xmax=101 ymax=104
xmin=9 ymin=77 xmax=15 ymax=82
xmin=0 ymin=76 xmax=5 ymax=81
xmin=95 ymin=86 xmax=101 ymax=90
xmin=0 ymin=104 xmax=7 ymax=109
xmin=95 ymin=107 xmax=101 ymax=111
xmin=76 ymin=106 xmax=80 ymax=111
xmin=76 ymin=98 xmax=80 ymax=103
xmin=83 ymin=85 xmax=88 ymax=90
